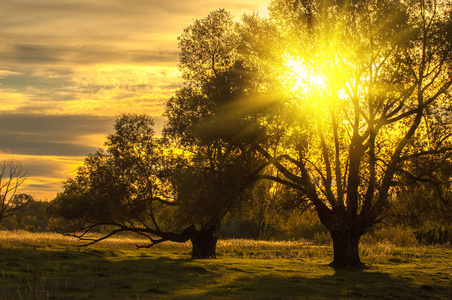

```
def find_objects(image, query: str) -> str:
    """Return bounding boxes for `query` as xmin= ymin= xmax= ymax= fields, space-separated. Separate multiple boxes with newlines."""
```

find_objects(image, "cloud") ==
xmin=0 ymin=0 xmax=268 ymax=68
xmin=0 ymin=0 xmax=269 ymax=199
xmin=0 ymin=44 xmax=180 ymax=66
xmin=0 ymin=113 xmax=114 ymax=137
xmin=9 ymin=44 xmax=64 ymax=64
xmin=0 ymin=114 xmax=114 ymax=156
xmin=0 ymin=67 xmax=73 ymax=94
xmin=0 ymin=154 xmax=83 ymax=199
xmin=0 ymin=70 xmax=24 ymax=77
xmin=0 ymin=64 xmax=181 ymax=116
xmin=0 ymin=113 xmax=166 ymax=156
xmin=0 ymin=133 xmax=98 ymax=156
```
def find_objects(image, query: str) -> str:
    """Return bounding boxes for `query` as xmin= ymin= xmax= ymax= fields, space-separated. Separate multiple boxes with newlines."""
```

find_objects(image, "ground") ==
xmin=0 ymin=231 xmax=450 ymax=299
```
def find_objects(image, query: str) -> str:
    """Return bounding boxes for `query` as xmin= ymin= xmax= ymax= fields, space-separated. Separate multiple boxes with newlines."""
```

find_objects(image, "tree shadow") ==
xmin=0 ymin=246 xmax=218 ymax=299
xmin=190 ymin=267 xmax=451 ymax=299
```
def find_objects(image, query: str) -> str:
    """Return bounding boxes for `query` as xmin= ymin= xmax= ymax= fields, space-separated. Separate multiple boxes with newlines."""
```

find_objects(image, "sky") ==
xmin=0 ymin=0 xmax=269 ymax=200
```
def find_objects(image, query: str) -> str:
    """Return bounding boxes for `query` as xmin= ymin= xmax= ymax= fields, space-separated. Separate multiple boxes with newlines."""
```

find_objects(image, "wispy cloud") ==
xmin=0 ymin=114 xmax=113 ymax=155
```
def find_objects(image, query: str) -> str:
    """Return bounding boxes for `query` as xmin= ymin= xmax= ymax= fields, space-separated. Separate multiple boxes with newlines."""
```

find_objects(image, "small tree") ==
xmin=49 ymin=114 xmax=259 ymax=258
xmin=0 ymin=160 xmax=30 ymax=223
xmin=49 ymin=115 xmax=191 ymax=251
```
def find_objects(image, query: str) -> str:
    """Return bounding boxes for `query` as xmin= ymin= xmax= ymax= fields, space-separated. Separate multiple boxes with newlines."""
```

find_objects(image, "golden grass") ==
xmin=0 ymin=230 xmax=332 ymax=261
xmin=0 ymin=230 xmax=436 ymax=262
xmin=0 ymin=230 xmax=310 ymax=251
xmin=0 ymin=230 xmax=150 ymax=250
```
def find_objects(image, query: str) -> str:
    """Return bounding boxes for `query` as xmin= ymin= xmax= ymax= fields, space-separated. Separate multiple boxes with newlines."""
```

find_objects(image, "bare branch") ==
xmin=0 ymin=160 xmax=29 ymax=222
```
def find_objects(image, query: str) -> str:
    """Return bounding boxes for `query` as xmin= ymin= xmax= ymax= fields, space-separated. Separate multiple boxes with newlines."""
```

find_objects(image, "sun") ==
xmin=284 ymin=56 xmax=327 ymax=93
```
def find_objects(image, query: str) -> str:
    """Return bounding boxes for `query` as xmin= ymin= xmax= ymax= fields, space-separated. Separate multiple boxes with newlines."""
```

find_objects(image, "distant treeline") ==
xmin=0 ymin=199 xmax=50 ymax=232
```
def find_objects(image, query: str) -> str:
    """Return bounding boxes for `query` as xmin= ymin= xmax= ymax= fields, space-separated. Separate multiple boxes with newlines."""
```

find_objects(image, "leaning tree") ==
xmin=238 ymin=0 xmax=452 ymax=267
xmin=49 ymin=114 xmax=218 ymax=257
xmin=50 ymin=112 xmax=263 ymax=258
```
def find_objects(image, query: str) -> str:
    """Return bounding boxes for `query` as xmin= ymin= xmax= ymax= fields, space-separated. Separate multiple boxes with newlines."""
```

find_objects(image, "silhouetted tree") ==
xmin=49 ymin=10 xmax=266 ymax=259
xmin=0 ymin=160 xmax=30 ymax=223
xmin=163 ymin=9 xmax=267 ymax=254
xmin=49 ymin=115 xmax=196 ymax=252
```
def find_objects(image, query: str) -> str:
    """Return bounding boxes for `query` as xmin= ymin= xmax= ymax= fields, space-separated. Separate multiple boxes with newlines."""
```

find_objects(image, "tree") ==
xmin=178 ymin=8 xmax=238 ymax=84
xmin=50 ymin=10 xmax=266 ymax=259
xmin=163 ymin=9 xmax=267 ymax=254
xmin=1 ymin=197 xmax=49 ymax=231
xmin=49 ymin=114 xmax=196 ymax=252
xmin=239 ymin=0 xmax=452 ymax=267
xmin=49 ymin=113 xmax=258 ymax=258
xmin=0 ymin=160 xmax=30 ymax=223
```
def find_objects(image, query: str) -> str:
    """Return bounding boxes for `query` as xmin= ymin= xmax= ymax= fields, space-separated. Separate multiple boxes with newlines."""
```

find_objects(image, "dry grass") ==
xmin=0 ymin=230 xmax=312 ymax=250
xmin=0 ymin=230 xmax=152 ymax=250
xmin=0 ymin=230 xmax=449 ymax=266
xmin=0 ymin=230 xmax=451 ymax=299
xmin=219 ymin=239 xmax=310 ymax=249
xmin=0 ymin=230 xmax=432 ymax=261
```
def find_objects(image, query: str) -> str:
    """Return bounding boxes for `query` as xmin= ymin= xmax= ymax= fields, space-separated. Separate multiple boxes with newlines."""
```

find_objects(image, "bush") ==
xmin=361 ymin=225 xmax=418 ymax=247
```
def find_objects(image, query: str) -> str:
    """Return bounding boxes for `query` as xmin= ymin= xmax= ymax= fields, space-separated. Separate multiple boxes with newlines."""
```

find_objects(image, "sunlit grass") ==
xmin=0 ymin=231 xmax=450 ymax=299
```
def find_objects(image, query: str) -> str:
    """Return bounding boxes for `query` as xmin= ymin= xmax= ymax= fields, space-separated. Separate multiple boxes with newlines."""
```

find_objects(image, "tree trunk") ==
xmin=190 ymin=224 xmax=219 ymax=259
xmin=329 ymin=229 xmax=364 ymax=268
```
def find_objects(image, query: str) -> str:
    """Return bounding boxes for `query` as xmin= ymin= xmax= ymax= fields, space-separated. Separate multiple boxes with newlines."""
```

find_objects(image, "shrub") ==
xmin=361 ymin=225 xmax=418 ymax=247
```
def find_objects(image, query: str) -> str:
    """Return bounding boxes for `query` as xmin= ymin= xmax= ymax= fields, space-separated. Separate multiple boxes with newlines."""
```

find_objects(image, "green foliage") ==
xmin=165 ymin=9 xmax=266 ymax=147
xmin=49 ymin=114 xmax=180 ymax=236
xmin=361 ymin=225 xmax=419 ymax=247
xmin=178 ymin=9 xmax=238 ymax=83
xmin=222 ymin=182 xmax=327 ymax=241
xmin=0 ymin=198 xmax=49 ymax=232
xmin=173 ymin=163 xmax=250 ymax=226
xmin=388 ymin=155 xmax=452 ymax=244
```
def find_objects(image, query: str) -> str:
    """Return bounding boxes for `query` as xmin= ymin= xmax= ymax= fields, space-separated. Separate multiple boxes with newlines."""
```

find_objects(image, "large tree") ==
xmin=238 ymin=0 xmax=452 ymax=267
xmin=163 ymin=9 xmax=267 ymax=252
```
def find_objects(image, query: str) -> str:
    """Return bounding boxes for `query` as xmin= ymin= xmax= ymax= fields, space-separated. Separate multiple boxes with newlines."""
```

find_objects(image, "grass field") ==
xmin=0 ymin=231 xmax=451 ymax=299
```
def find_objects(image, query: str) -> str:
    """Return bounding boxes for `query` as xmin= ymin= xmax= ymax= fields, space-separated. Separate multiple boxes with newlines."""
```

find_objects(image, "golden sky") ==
xmin=0 ymin=0 xmax=269 ymax=200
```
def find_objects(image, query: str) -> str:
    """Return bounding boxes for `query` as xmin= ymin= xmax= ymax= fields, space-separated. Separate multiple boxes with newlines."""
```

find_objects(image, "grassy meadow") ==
xmin=0 ymin=230 xmax=450 ymax=299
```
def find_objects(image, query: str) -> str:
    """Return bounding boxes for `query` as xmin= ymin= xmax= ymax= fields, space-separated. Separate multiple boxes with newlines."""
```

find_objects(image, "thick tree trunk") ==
xmin=190 ymin=224 xmax=219 ymax=259
xmin=329 ymin=229 xmax=364 ymax=268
